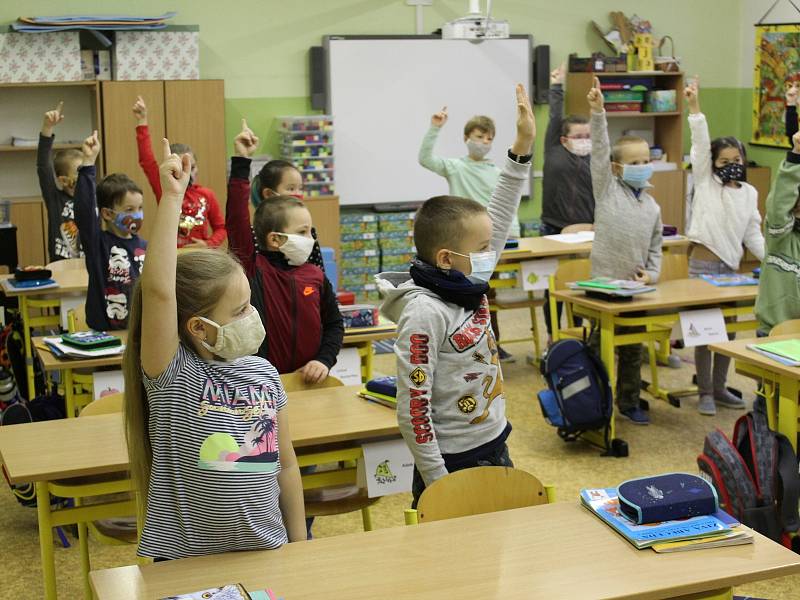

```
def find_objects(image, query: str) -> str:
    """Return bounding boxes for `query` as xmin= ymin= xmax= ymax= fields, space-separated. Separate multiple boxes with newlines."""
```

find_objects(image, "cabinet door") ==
xmin=10 ymin=198 xmax=46 ymax=267
xmin=101 ymin=81 xmax=166 ymax=242
xmin=164 ymin=81 xmax=227 ymax=217
xmin=649 ymin=170 xmax=684 ymax=232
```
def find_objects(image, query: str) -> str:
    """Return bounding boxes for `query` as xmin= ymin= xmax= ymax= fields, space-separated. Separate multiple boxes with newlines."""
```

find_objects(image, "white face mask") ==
xmin=198 ymin=308 xmax=265 ymax=361
xmin=466 ymin=139 xmax=492 ymax=160
xmin=277 ymin=233 xmax=315 ymax=266
xmin=567 ymin=138 xmax=592 ymax=157
xmin=451 ymin=249 xmax=497 ymax=283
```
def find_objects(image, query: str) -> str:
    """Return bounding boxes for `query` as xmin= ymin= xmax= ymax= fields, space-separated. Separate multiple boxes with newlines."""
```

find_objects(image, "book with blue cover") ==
xmin=580 ymin=488 xmax=739 ymax=549
xmin=699 ymin=274 xmax=758 ymax=287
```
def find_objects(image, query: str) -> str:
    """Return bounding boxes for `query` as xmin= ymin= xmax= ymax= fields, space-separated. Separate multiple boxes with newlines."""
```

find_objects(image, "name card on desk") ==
xmin=520 ymin=258 xmax=558 ymax=291
xmin=329 ymin=347 xmax=362 ymax=386
xmin=678 ymin=308 xmax=728 ymax=347
xmin=358 ymin=439 xmax=414 ymax=497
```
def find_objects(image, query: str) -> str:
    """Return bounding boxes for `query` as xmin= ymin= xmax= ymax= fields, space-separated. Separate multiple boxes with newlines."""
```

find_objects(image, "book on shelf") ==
xmin=580 ymin=488 xmax=746 ymax=550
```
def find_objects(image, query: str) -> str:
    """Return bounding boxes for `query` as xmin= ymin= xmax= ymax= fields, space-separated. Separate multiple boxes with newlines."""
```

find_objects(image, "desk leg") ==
xmin=363 ymin=341 xmax=374 ymax=382
xmin=600 ymin=312 xmax=616 ymax=441
xmin=20 ymin=295 xmax=36 ymax=401
xmin=64 ymin=369 xmax=75 ymax=418
xmin=36 ymin=481 xmax=57 ymax=600
xmin=778 ymin=375 xmax=799 ymax=453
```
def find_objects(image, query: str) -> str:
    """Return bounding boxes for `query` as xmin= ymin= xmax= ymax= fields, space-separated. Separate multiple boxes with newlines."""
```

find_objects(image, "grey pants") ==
xmin=690 ymin=258 xmax=735 ymax=396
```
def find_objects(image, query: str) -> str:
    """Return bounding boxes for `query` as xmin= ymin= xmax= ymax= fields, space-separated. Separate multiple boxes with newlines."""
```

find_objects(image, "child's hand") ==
xmin=634 ymin=268 xmax=651 ymax=284
xmin=160 ymin=138 xmax=191 ymax=198
xmin=786 ymin=80 xmax=799 ymax=107
xmin=42 ymin=101 xmax=64 ymax=136
xmin=511 ymin=83 xmax=535 ymax=156
xmin=792 ymin=131 xmax=800 ymax=154
xmin=684 ymin=77 xmax=700 ymax=114
xmin=430 ymin=106 xmax=448 ymax=128
xmin=233 ymin=119 xmax=259 ymax=158
xmin=550 ymin=63 xmax=566 ymax=86
xmin=81 ymin=130 xmax=101 ymax=166
xmin=132 ymin=96 xmax=148 ymax=124
xmin=587 ymin=77 xmax=604 ymax=112
xmin=299 ymin=360 xmax=329 ymax=384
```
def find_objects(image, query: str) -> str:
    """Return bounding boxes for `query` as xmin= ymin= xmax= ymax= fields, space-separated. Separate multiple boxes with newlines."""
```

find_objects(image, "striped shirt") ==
xmin=138 ymin=343 xmax=288 ymax=559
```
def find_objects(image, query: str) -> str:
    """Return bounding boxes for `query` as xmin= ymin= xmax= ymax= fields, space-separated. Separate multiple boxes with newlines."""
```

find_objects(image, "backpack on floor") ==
xmin=697 ymin=409 xmax=800 ymax=549
xmin=537 ymin=339 xmax=613 ymax=448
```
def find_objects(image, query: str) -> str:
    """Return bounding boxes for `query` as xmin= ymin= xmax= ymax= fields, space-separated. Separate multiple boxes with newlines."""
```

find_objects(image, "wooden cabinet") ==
xmin=650 ymin=170 xmax=685 ymax=231
xmin=8 ymin=197 xmax=47 ymax=268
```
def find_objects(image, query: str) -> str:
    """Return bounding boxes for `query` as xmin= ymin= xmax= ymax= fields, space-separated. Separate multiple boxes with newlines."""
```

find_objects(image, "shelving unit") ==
xmin=278 ymin=116 xmax=335 ymax=197
xmin=566 ymin=70 xmax=686 ymax=231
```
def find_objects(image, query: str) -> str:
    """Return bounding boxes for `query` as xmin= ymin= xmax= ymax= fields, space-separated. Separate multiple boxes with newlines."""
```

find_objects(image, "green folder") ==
xmin=752 ymin=339 xmax=800 ymax=362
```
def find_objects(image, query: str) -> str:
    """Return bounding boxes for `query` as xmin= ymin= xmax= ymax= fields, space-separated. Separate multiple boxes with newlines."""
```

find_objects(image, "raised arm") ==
xmin=544 ymin=63 xmax=566 ymax=150
xmin=588 ymin=77 xmax=613 ymax=202
xmin=225 ymin=119 xmax=260 ymax=273
xmin=418 ymin=107 xmax=451 ymax=176
xmin=133 ymin=96 xmax=163 ymax=200
xmin=487 ymin=83 xmax=535 ymax=261
xmin=685 ymin=79 xmax=713 ymax=184
xmin=73 ymin=131 xmax=102 ymax=251
xmin=203 ymin=189 xmax=228 ymax=247
xmin=140 ymin=139 xmax=192 ymax=378
xmin=786 ymin=80 xmax=799 ymax=141
xmin=37 ymin=102 xmax=63 ymax=207
xmin=766 ymin=131 xmax=800 ymax=241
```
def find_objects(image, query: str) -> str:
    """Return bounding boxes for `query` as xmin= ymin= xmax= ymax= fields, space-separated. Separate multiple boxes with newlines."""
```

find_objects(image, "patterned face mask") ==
xmin=714 ymin=162 xmax=745 ymax=184
xmin=112 ymin=210 xmax=144 ymax=235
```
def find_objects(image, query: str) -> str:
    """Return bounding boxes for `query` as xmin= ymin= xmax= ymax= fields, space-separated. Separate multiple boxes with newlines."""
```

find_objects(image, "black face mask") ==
xmin=714 ymin=162 xmax=745 ymax=184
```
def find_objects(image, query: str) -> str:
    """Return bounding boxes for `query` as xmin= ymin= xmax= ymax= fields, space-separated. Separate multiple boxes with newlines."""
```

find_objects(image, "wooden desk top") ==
xmin=0 ymin=269 xmax=88 ymax=297
xmin=342 ymin=324 xmax=396 ymax=344
xmin=32 ymin=332 xmax=127 ymax=372
xmin=89 ymin=502 xmax=800 ymax=600
xmin=500 ymin=235 xmax=689 ymax=262
xmin=0 ymin=385 xmax=398 ymax=484
xmin=553 ymin=278 xmax=758 ymax=315
xmin=710 ymin=334 xmax=800 ymax=380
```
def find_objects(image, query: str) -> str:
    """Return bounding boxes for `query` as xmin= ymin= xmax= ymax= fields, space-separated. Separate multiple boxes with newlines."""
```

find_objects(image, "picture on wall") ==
xmin=752 ymin=24 xmax=800 ymax=148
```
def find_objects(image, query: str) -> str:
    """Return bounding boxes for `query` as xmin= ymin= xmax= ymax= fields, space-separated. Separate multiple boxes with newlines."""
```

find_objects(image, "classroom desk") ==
xmin=89 ymin=501 xmax=800 ymax=600
xmin=342 ymin=324 xmax=396 ymax=381
xmin=499 ymin=234 xmax=689 ymax=262
xmin=710 ymin=334 xmax=800 ymax=451
xmin=553 ymin=279 xmax=758 ymax=451
xmin=1 ymin=270 xmax=89 ymax=398
xmin=33 ymin=332 xmax=126 ymax=417
xmin=0 ymin=384 xmax=399 ymax=600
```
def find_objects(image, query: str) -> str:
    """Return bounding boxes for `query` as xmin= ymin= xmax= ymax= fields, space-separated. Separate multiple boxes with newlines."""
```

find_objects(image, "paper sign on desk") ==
xmin=358 ymin=439 xmax=414 ymax=497
xmin=92 ymin=370 xmax=124 ymax=401
xmin=59 ymin=296 xmax=86 ymax=331
xmin=678 ymin=308 xmax=728 ymax=348
xmin=520 ymin=258 xmax=558 ymax=291
xmin=329 ymin=347 xmax=362 ymax=386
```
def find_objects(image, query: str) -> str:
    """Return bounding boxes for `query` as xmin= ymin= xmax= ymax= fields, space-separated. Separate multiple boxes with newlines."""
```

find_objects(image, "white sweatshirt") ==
xmin=686 ymin=113 xmax=765 ymax=269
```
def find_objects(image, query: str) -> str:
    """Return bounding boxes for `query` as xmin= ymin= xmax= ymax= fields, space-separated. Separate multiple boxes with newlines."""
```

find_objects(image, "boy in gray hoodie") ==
xmin=377 ymin=84 xmax=535 ymax=505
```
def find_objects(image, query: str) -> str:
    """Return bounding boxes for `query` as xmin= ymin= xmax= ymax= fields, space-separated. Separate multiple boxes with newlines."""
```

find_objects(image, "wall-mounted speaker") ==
xmin=533 ymin=44 xmax=550 ymax=104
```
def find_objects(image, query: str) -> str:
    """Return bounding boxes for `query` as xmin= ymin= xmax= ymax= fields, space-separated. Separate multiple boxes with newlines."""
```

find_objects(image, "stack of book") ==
xmin=568 ymin=278 xmax=655 ymax=298
xmin=747 ymin=339 xmax=800 ymax=367
xmin=580 ymin=488 xmax=753 ymax=553
xmin=43 ymin=331 xmax=124 ymax=359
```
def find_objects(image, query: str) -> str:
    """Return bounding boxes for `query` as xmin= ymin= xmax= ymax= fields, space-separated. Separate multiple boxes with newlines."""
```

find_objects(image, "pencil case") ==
xmin=366 ymin=376 xmax=397 ymax=398
xmin=617 ymin=472 xmax=718 ymax=524
xmin=14 ymin=266 xmax=51 ymax=281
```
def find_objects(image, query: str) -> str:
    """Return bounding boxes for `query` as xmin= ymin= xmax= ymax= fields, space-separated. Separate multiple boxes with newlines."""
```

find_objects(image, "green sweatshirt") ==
xmin=418 ymin=126 xmax=521 ymax=237
xmin=755 ymin=153 xmax=800 ymax=333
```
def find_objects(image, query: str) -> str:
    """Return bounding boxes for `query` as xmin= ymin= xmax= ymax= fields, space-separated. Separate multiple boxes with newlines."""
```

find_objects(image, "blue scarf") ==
xmin=409 ymin=258 xmax=488 ymax=311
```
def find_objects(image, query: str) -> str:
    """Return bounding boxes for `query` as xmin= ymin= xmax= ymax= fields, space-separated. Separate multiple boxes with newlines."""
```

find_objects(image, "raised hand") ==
xmin=550 ymin=63 xmax=566 ymax=86
xmin=684 ymin=76 xmax=700 ymax=114
xmin=587 ymin=77 xmax=604 ymax=112
xmin=430 ymin=106 xmax=448 ymax=128
xmin=132 ymin=96 xmax=148 ymax=124
xmin=81 ymin=130 xmax=101 ymax=166
xmin=787 ymin=80 xmax=799 ymax=107
xmin=42 ymin=101 xmax=64 ymax=136
xmin=511 ymin=83 xmax=535 ymax=156
xmin=233 ymin=119 xmax=259 ymax=158
xmin=792 ymin=131 xmax=800 ymax=154
xmin=160 ymin=138 xmax=191 ymax=197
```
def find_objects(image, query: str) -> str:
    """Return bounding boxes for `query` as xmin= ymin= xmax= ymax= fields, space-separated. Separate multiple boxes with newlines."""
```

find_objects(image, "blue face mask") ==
xmin=621 ymin=163 xmax=653 ymax=189
xmin=113 ymin=210 xmax=144 ymax=235
xmin=451 ymin=249 xmax=497 ymax=283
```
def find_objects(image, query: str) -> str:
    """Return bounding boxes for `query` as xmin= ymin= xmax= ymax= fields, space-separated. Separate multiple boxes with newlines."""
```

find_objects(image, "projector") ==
xmin=442 ymin=16 xmax=510 ymax=40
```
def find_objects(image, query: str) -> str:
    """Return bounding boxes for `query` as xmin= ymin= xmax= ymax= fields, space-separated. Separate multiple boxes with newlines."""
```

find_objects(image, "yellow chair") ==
xmin=64 ymin=304 xmax=95 ymax=417
xmin=46 ymin=392 xmax=135 ymax=599
xmin=404 ymin=466 xmax=555 ymax=524
xmin=770 ymin=319 xmax=800 ymax=336
xmin=489 ymin=263 xmax=545 ymax=362
xmin=547 ymin=258 xmax=591 ymax=343
xmin=280 ymin=373 xmax=379 ymax=532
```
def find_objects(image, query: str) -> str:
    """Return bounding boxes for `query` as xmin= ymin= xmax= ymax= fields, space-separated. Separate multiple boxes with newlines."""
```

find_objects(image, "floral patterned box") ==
xmin=0 ymin=32 xmax=82 ymax=83
xmin=113 ymin=29 xmax=199 ymax=81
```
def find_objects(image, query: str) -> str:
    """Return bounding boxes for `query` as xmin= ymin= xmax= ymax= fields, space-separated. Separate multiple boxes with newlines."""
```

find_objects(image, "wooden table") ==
xmin=553 ymin=279 xmax=758 ymax=452
xmin=33 ymin=332 xmax=126 ymax=417
xmin=500 ymin=235 xmax=689 ymax=262
xmin=342 ymin=324 xmax=396 ymax=381
xmin=1 ymin=270 xmax=89 ymax=399
xmin=710 ymin=334 xmax=800 ymax=451
xmin=88 ymin=501 xmax=800 ymax=600
xmin=0 ymin=384 xmax=399 ymax=599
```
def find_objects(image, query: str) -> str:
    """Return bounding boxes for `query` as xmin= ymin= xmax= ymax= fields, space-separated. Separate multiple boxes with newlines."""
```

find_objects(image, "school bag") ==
xmin=537 ymin=339 xmax=617 ymax=454
xmin=697 ymin=409 xmax=800 ymax=549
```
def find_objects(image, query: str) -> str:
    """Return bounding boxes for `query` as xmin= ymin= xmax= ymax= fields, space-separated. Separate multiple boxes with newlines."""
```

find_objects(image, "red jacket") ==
xmin=226 ymin=156 xmax=344 ymax=373
xmin=136 ymin=125 xmax=227 ymax=248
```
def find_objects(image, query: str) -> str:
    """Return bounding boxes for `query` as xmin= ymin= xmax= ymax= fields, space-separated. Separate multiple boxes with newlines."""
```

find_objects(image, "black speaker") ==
xmin=309 ymin=46 xmax=327 ymax=111
xmin=533 ymin=44 xmax=550 ymax=105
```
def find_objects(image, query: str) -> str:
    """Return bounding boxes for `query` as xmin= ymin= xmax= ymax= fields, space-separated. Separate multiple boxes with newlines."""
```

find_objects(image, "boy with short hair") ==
xmin=380 ymin=84 xmax=534 ymax=504
xmin=587 ymin=77 xmax=663 ymax=425
xmin=419 ymin=106 xmax=520 ymax=362
xmin=73 ymin=131 xmax=146 ymax=331
xmin=755 ymin=130 xmax=800 ymax=334
xmin=37 ymin=101 xmax=83 ymax=261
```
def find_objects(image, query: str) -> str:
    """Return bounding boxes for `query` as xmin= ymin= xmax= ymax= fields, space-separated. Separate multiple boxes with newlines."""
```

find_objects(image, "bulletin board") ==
xmin=752 ymin=24 xmax=800 ymax=148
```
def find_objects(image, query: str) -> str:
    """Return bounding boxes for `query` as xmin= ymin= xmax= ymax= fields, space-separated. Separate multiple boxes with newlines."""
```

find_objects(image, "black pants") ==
xmin=411 ymin=442 xmax=513 ymax=508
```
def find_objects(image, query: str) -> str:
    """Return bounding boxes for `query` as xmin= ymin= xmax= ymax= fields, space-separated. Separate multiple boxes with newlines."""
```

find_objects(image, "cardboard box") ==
xmin=0 ymin=32 xmax=81 ymax=83
xmin=113 ymin=29 xmax=199 ymax=81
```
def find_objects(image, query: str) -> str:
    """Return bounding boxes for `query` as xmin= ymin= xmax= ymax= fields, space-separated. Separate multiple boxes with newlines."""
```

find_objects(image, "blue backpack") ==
xmin=538 ymin=339 xmax=618 ymax=455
